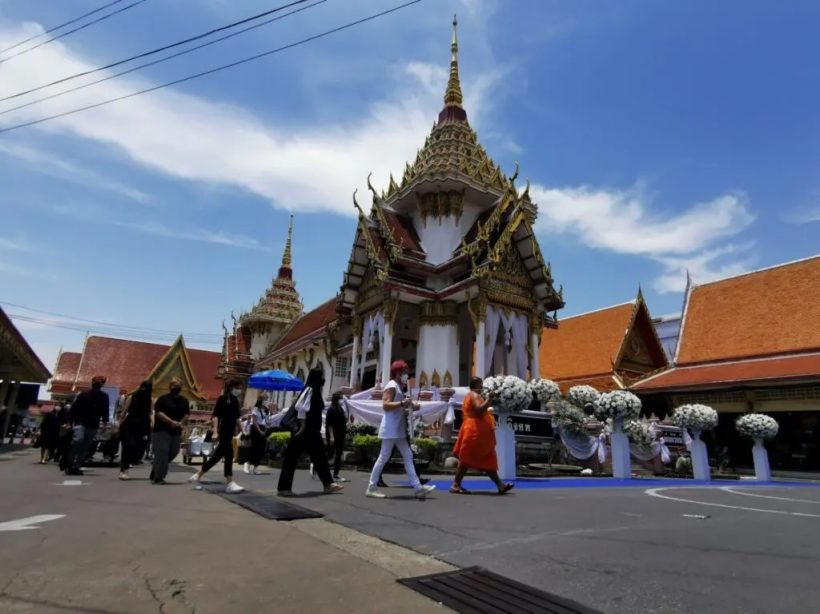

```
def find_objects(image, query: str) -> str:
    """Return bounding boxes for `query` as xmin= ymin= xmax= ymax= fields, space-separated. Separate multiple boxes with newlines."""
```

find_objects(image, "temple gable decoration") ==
xmin=143 ymin=335 xmax=209 ymax=402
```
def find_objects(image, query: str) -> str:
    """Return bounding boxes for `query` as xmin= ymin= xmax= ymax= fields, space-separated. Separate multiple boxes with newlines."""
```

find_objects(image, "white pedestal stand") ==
xmin=690 ymin=430 xmax=711 ymax=481
xmin=495 ymin=412 xmax=517 ymax=482
xmin=752 ymin=438 xmax=772 ymax=481
xmin=610 ymin=417 xmax=631 ymax=479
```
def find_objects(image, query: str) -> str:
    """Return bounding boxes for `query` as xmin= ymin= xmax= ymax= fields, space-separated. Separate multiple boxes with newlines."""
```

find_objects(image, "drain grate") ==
xmin=399 ymin=566 xmax=602 ymax=614
xmin=204 ymin=486 xmax=323 ymax=521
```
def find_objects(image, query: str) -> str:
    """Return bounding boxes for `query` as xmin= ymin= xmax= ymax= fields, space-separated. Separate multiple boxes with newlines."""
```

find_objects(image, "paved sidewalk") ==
xmin=0 ymin=450 xmax=451 ymax=613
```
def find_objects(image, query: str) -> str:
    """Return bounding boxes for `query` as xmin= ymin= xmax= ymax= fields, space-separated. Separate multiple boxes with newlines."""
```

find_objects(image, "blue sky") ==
xmin=1 ymin=0 xmax=818 ymax=376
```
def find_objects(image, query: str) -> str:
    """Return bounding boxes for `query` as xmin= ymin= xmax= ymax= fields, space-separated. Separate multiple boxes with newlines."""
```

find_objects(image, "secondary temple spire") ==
xmin=280 ymin=214 xmax=293 ymax=272
xmin=443 ymin=14 xmax=463 ymax=108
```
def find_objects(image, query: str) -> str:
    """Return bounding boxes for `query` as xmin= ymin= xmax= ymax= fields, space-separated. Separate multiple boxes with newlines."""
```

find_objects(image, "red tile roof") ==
xmin=382 ymin=209 xmax=423 ymax=254
xmin=677 ymin=256 xmax=820 ymax=364
xmin=269 ymin=298 xmax=337 ymax=356
xmin=540 ymin=302 xmax=636 ymax=382
xmin=634 ymin=352 xmax=820 ymax=391
xmin=57 ymin=336 xmax=222 ymax=401
xmin=52 ymin=351 xmax=82 ymax=387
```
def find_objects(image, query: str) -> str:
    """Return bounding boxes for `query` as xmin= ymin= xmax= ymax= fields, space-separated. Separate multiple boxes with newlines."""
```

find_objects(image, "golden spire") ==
xmin=444 ymin=14 xmax=463 ymax=108
xmin=282 ymin=214 xmax=293 ymax=267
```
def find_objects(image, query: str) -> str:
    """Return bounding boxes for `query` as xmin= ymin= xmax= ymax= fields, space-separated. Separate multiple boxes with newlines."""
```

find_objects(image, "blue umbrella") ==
xmin=247 ymin=370 xmax=304 ymax=392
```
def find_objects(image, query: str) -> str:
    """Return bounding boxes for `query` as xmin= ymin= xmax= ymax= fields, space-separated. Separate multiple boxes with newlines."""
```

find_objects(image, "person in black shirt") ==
xmin=150 ymin=378 xmax=189 ymax=484
xmin=66 ymin=375 xmax=110 ymax=475
xmin=189 ymin=379 xmax=245 ymax=494
xmin=277 ymin=367 xmax=343 ymax=496
xmin=325 ymin=393 xmax=350 ymax=482
xmin=118 ymin=381 xmax=153 ymax=480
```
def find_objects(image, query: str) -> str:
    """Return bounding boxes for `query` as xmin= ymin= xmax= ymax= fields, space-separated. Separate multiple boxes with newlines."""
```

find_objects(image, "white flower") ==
xmin=593 ymin=391 xmax=642 ymax=420
xmin=622 ymin=418 xmax=655 ymax=449
xmin=672 ymin=404 xmax=718 ymax=433
xmin=736 ymin=413 xmax=778 ymax=440
xmin=567 ymin=385 xmax=600 ymax=409
xmin=550 ymin=400 xmax=588 ymax=436
xmin=483 ymin=375 xmax=531 ymax=413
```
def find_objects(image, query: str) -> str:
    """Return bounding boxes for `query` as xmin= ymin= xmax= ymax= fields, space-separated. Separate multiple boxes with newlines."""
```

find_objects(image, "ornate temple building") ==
xmin=539 ymin=291 xmax=668 ymax=393
xmin=223 ymin=18 xmax=564 ymax=401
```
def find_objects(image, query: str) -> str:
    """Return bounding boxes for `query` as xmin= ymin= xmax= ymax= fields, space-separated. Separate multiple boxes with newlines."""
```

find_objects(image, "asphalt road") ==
xmin=249 ymin=469 xmax=820 ymax=614
xmin=0 ymin=449 xmax=450 ymax=614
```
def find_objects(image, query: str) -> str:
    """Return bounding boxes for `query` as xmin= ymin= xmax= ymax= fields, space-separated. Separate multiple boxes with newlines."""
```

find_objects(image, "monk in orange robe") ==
xmin=451 ymin=376 xmax=514 ymax=495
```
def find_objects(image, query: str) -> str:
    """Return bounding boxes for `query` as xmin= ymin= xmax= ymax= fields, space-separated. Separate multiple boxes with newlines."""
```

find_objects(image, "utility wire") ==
xmin=0 ymin=0 xmax=312 ymax=103
xmin=0 ymin=0 xmax=422 ymax=135
xmin=1 ymin=301 xmax=223 ymax=338
xmin=0 ymin=0 xmax=327 ymax=117
xmin=0 ymin=0 xmax=124 ymax=56
xmin=0 ymin=0 xmax=149 ymax=66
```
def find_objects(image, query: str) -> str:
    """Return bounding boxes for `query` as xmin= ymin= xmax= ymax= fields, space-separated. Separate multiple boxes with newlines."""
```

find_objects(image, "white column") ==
xmin=752 ymin=439 xmax=772 ymax=481
xmin=611 ymin=417 xmax=632 ymax=479
xmin=530 ymin=332 xmax=540 ymax=379
xmin=380 ymin=321 xmax=393 ymax=385
xmin=495 ymin=413 xmax=517 ymax=481
xmin=350 ymin=334 xmax=359 ymax=388
xmin=475 ymin=320 xmax=486 ymax=378
xmin=690 ymin=431 xmax=711 ymax=481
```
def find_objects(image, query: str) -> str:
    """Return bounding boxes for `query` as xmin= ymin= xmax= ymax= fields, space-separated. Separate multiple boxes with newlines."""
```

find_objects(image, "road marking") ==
xmin=54 ymin=480 xmax=89 ymax=486
xmin=721 ymin=486 xmax=820 ymax=505
xmin=645 ymin=487 xmax=820 ymax=518
xmin=0 ymin=515 xmax=65 ymax=532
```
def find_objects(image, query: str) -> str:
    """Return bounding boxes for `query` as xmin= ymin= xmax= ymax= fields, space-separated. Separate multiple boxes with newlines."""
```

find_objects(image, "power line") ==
xmin=1 ymin=301 xmax=223 ymax=339
xmin=0 ymin=0 xmax=423 ymax=135
xmin=0 ymin=0 xmax=124 ymax=56
xmin=0 ymin=0 xmax=314 ymax=103
xmin=0 ymin=0 xmax=327 ymax=117
xmin=0 ymin=0 xmax=150 ymax=66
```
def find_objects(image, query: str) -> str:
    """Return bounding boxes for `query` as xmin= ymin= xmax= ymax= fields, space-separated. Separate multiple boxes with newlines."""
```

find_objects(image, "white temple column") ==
xmin=350 ymin=334 xmax=359 ymax=389
xmin=380 ymin=320 xmax=393 ymax=385
xmin=475 ymin=319 xmax=486 ymax=378
xmin=530 ymin=332 xmax=540 ymax=379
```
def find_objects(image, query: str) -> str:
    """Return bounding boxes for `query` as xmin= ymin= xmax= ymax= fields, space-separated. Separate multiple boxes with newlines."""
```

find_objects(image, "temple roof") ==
xmin=261 ymin=298 xmax=337 ymax=362
xmin=0 ymin=305 xmax=51 ymax=383
xmin=49 ymin=335 xmax=223 ymax=401
xmin=633 ymin=255 xmax=820 ymax=393
xmin=240 ymin=214 xmax=303 ymax=328
xmin=540 ymin=296 xmax=667 ymax=392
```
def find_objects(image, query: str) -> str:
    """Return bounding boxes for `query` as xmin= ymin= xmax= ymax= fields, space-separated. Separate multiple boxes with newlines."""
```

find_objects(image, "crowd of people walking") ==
xmin=31 ymin=362 xmax=514 ymax=501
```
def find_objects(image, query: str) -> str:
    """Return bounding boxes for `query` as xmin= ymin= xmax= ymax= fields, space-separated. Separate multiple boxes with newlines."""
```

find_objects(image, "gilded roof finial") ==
xmin=282 ymin=213 xmax=294 ymax=267
xmin=444 ymin=14 xmax=463 ymax=108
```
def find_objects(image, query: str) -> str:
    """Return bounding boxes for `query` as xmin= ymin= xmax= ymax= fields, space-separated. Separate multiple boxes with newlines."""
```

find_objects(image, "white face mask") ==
xmin=400 ymin=374 xmax=409 ymax=384
xmin=231 ymin=388 xmax=241 ymax=398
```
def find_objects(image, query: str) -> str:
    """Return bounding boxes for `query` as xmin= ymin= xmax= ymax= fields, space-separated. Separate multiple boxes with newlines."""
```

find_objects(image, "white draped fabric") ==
xmin=558 ymin=427 xmax=608 ymax=463
xmin=500 ymin=310 xmax=529 ymax=380
xmin=358 ymin=312 xmax=385 ymax=384
xmin=629 ymin=440 xmax=672 ymax=463
xmin=483 ymin=306 xmax=501 ymax=377
xmin=342 ymin=398 xmax=451 ymax=428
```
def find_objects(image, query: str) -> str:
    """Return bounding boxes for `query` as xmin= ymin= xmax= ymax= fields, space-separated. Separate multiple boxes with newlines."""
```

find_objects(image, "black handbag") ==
xmin=280 ymin=405 xmax=299 ymax=433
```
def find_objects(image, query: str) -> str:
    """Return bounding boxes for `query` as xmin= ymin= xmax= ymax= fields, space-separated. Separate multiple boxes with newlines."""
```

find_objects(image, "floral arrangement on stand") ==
xmin=593 ymin=390 xmax=642 ymax=421
xmin=550 ymin=400 xmax=588 ymax=436
xmin=483 ymin=375 xmax=531 ymax=413
xmin=672 ymin=404 xmax=718 ymax=433
xmin=567 ymin=385 xmax=600 ymax=410
xmin=623 ymin=418 xmax=655 ymax=450
xmin=528 ymin=378 xmax=561 ymax=410
xmin=736 ymin=413 xmax=779 ymax=440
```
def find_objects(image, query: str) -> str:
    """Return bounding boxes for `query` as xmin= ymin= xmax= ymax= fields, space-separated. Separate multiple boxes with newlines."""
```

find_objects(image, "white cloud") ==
xmin=0 ymin=235 xmax=32 ymax=251
xmin=784 ymin=205 xmax=820 ymax=224
xmin=531 ymin=184 xmax=756 ymax=293
xmin=0 ymin=141 xmax=151 ymax=203
xmin=0 ymin=22 xmax=495 ymax=216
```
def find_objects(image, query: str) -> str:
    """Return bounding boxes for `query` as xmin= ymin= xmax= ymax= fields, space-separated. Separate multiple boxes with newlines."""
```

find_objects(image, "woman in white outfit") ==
xmin=366 ymin=360 xmax=436 ymax=499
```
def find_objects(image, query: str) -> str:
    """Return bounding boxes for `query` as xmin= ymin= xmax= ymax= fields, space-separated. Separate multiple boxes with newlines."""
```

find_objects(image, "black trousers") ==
xmin=250 ymin=429 xmax=267 ymax=467
xmin=120 ymin=428 xmax=148 ymax=471
xmin=277 ymin=431 xmax=332 ymax=491
xmin=201 ymin=434 xmax=234 ymax=478
xmin=326 ymin=427 xmax=345 ymax=477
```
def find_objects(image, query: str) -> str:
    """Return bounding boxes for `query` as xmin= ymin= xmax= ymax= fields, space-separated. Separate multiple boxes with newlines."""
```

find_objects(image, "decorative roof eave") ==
xmin=386 ymin=168 xmax=507 ymax=208
xmin=142 ymin=335 xmax=208 ymax=402
xmin=366 ymin=174 xmax=403 ymax=262
xmin=257 ymin=327 xmax=330 ymax=365
xmin=0 ymin=307 xmax=51 ymax=382
xmin=611 ymin=289 xmax=669 ymax=372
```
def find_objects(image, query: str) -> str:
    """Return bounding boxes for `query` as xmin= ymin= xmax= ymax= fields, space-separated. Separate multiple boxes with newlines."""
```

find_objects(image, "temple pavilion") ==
xmin=222 ymin=17 xmax=564 ymax=403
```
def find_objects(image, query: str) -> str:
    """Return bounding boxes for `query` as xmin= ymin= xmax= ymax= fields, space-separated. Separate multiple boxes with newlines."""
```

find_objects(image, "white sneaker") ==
xmin=310 ymin=464 xmax=318 ymax=480
xmin=118 ymin=472 xmax=129 ymax=481
xmin=334 ymin=476 xmax=350 ymax=483
xmin=366 ymin=489 xmax=387 ymax=499
xmin=226 ymin=481 xmax=244 ymax=494
xmin=252 ymin=468 xmax=263 ymax=475
xmin=243 ymin=462 xmax=250 ymax=474
xmin=415 ymin=484 xmax=436 ymax=499
xmin=188 ymin=473 xmax=201 ymax=484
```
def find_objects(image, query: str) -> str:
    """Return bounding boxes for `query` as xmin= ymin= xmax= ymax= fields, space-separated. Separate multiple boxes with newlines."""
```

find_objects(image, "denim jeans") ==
xmin=67 ymin=425 xmax=97 ymax=472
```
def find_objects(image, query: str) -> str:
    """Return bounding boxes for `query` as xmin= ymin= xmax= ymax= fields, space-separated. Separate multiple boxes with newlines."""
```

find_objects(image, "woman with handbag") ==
xmin=277 ymin=368 xmax=343 ymax=497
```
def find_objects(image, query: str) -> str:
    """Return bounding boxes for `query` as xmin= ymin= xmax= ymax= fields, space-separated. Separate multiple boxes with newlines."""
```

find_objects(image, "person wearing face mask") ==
xmin=118 ymin=381 xmax=153 ymax=480
xmin=150 ymin=378 xmax=190 ymax=484
xmin=277 ymin=367 xmax=343 ymax=496
xmin=247 ymin=394 xmax=269 ymax=475
xmin=189 ymin=379 xmax=244 ymax=493
xmin=366 ymin=361 xmax=436 ymax=499
xmin=65 ymin=375 xmax=110 ymax=475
